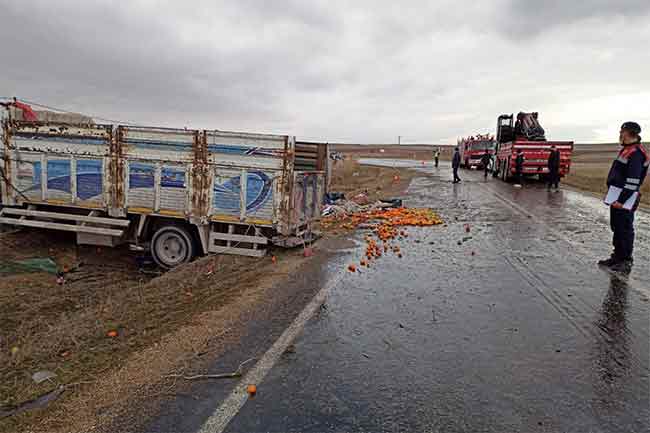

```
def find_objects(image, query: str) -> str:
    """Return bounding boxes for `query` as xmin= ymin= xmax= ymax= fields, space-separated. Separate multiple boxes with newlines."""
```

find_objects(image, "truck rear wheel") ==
xmin=151 ymin=225 xmax=196 ymax=269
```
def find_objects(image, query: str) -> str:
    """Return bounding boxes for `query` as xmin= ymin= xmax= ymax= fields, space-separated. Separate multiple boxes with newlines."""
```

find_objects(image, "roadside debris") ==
xmin=352 ymin=192 xmax=370 ymax=205
xmin=0 ymin=386 xmax=65 ymax=420
xmin=0 ymin=257 xmax=58 ymax=275
xmin=0 ymin=381 xmax=92 ymax=420
xmin=31 ymin=370 xmax=57 ymax=384
xmin=325 ymin=192 xmax=346 ymax=204
xmin=164 ymin=358 xmax=255 ymax=381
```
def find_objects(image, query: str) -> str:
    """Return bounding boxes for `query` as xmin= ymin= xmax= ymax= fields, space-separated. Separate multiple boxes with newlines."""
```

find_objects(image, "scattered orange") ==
xmin=348 ymin=264 xmax=357 ymax=272
xmin=107 ymin=330 xmax=118 ymax=338
xmin=247 ymin=384 xmax=257 ymax=396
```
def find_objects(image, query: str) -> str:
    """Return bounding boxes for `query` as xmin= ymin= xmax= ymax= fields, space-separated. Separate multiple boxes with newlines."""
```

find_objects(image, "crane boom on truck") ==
xmin=492 ymin=112 xmax=573 ymax=182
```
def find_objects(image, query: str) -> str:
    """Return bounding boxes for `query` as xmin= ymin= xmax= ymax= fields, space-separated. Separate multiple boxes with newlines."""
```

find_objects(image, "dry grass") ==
xmin=0 ymin=229 xmax=311 ymax=433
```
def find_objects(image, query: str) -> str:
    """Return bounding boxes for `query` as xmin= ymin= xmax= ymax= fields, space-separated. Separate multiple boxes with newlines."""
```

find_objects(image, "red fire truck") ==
xmin=457 ymin=134 xmax=496 ymax=169
xmin=492 ymin=112 xmax=573 ymax=181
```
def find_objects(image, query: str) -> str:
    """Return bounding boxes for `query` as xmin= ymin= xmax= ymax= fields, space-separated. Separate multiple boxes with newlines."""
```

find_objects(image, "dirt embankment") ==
xmin=0 ymin=158 xmax=418 ymax=433
xmin=328 ymin=158 xmax=416 ymax=202
xmin=332 ymin=143 xmax=452 ymax=160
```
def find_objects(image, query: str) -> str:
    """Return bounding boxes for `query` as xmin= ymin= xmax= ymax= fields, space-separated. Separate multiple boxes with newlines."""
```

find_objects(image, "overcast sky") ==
xmin=2 ymin=0 xmax=649 ymax=144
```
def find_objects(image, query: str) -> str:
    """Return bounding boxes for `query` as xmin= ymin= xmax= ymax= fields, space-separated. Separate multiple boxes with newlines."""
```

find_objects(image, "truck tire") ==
xmin=151 ymin=225 xmax=196 ymax=269
xmin=492 ymin=159 xmax=500 ymax=178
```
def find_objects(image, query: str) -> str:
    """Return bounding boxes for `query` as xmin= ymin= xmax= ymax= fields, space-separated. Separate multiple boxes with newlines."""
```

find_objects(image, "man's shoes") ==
xmin=598 ymin=257 xmax=633 ymax=273
xmin=611 ymin=260 xmax=633 ymax=274
xmin=598 ymin=257 xmax=618 ymax=267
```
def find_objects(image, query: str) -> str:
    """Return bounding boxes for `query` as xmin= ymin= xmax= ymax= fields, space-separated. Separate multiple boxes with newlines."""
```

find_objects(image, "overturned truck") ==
xmin=0 ymin=105 xmax=327 ymax=268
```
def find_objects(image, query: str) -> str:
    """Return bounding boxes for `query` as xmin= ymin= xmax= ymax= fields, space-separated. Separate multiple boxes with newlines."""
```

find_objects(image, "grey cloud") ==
xmin=503 ymin=0 xmax=650 ymax=39
xmin=1 ymin=1 xmax=649 ymax=143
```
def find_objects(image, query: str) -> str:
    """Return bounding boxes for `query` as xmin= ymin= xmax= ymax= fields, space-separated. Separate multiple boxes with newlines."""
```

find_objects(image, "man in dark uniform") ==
xmin=547 ymin=144 xmax=561 ymax=191
xmin=480 ymin=151 xmax=491 ymax=178
xmin=598 ymin=121 xmax=648 ymax=272
xmin=514 ymin=149 xmax=525 ymax=186
xmin=452 ymin=147 xmax=461 ymax=183
xmin=434 ymin=148 xmax=440 ymax=168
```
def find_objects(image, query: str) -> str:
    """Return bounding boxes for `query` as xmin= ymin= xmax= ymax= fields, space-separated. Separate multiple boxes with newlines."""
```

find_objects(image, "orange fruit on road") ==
xmin=107 ymin=330 xmax=118 ymax=338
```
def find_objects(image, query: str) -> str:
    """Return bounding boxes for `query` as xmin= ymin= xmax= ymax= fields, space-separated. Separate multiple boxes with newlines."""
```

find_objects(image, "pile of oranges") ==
xmin=336 ymin=207 xmax=443 ymax=272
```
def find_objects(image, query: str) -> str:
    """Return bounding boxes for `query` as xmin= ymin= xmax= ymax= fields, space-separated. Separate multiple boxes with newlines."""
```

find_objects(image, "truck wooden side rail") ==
xmin=0 ymin=114 xmax=327 ymax=268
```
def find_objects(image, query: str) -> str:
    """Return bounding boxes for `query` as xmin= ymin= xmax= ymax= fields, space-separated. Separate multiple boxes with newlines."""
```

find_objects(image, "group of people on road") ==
xmin=447 ymin=145 xmax=562 ymax=189
xmin=441 ymin=121 xmax=647 ymax=273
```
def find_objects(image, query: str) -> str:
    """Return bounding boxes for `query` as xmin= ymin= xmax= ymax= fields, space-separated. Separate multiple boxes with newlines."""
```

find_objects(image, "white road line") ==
xmin=198 ymin=271 xmax=345 ymax=433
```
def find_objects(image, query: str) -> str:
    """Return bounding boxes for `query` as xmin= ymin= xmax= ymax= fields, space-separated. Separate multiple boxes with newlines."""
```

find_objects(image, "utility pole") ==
xmin=398 ymin=135 xmax=401 ymax=145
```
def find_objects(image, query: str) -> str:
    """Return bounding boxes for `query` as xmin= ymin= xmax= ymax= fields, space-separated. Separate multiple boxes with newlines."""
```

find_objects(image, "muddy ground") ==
xmin=0 ymin=160 xmax=416 ymax=433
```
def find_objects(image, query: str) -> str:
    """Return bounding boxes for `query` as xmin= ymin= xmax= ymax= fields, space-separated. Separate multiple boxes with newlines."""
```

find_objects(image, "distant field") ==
xmin=566 ymin=142 xmax=649 ymax=205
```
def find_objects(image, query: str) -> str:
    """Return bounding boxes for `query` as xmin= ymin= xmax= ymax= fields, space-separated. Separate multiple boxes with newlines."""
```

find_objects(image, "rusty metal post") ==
xmin=1 ymin=106 xmax=15 ymax=205
xmin=191 ymin=130 xmax=209 ymax=220
xmin=108 ymin=126 xmax=125 ymax=216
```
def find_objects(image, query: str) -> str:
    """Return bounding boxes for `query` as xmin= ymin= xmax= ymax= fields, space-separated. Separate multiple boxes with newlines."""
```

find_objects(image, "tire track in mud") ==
xmin=505 ymin=255 xmax=648 ymax=374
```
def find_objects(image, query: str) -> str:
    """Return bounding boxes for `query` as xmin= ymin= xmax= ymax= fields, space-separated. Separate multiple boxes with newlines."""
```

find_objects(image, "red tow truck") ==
xmin=492 ymin=112 xmax=573 ymax=181
xmin=458 ymin=134 xmax=496 ymax=169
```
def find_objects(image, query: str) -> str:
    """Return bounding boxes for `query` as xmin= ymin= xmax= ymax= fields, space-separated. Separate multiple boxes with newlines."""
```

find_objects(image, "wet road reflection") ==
xmin=593 ymin=274 xmax=632 ymax=413
xmin=221 ymin=162 xmax=649 ymax=433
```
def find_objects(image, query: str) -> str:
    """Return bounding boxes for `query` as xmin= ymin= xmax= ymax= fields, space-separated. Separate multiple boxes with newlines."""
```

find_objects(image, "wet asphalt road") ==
xmin=223 ymin=162 xmax=649 ymax=433
xmin=147 ymin=161 xmax=650 ymax=433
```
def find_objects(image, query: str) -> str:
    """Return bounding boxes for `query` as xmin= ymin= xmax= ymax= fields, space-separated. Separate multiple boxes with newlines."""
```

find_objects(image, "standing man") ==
xmin=452 ymin=147 xmax=461 ymax=183
xmin=434 ymin=148 xmax=440 ymax=168
xmin=480 ymin=150 xmax=491 ymax=178
xmin=598 ymin=122 xmax=648 ymax=272
xmin=547 ymin=144 xmax=561 ymax=191
xmin=515 ymin=149 xmax=525 ymax=186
